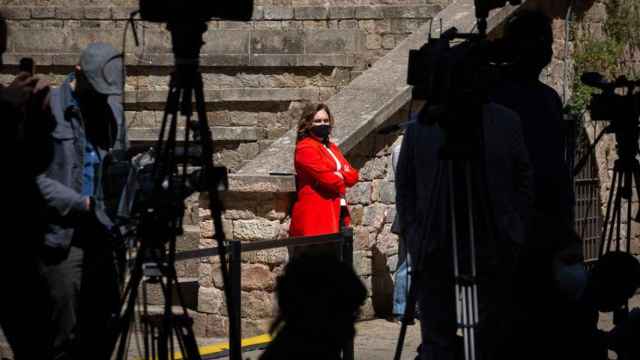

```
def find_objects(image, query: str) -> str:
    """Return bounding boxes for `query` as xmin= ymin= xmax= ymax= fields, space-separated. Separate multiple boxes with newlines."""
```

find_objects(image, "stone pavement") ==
xmin=1 ymin=295 xmax=638 ymax=359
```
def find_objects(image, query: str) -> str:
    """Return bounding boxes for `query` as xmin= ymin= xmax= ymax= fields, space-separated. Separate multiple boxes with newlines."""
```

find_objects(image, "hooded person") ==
xmin=37 ymin=42 xmax=127 ymax=360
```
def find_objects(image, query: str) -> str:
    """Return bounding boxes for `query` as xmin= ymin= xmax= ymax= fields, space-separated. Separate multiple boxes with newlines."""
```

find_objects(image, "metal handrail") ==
xmin=173 ymin=226 xmax=355 ymax=360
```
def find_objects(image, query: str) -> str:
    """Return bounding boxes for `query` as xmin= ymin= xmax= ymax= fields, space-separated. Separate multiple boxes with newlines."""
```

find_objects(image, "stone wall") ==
xmin=194 ymin=103 xmax=411 ymax=337
xmin=0 ymin=0 xmax=451 ymax=338
xmin=571 ymin=0 xmax=640 ymax=254
xmin=1 ymin=0 xmax=444 ymax=173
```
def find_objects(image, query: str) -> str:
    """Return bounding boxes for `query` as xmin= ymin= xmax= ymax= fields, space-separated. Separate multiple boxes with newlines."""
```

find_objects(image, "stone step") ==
xmin=128 ymin=127 xmax=258 ymax=143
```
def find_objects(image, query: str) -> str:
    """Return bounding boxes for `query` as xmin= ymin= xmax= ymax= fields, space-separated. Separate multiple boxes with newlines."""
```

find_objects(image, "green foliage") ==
xmin=605 ymin=0 xmax=640 ymax=50
xmin=567 ymin=0 xmax=639 ymax=114
xmin=568 ymin=37 xmax=623 ymax=114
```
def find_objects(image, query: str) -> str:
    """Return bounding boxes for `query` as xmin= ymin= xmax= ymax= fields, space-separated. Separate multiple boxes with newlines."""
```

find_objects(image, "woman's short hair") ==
xmin=296 ymin=103 xmax=334 ymax=141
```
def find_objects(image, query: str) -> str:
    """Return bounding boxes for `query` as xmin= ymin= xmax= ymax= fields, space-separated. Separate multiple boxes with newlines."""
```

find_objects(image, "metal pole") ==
xmin=229 ymin=241 xmax=242 ymax=360
xmin=341 ymin=212 xmax=355 ymax=360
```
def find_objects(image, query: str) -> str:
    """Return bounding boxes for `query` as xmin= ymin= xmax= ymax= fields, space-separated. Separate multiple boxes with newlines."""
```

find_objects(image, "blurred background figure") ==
xmin=289 ymin=103 xmax=358 ymax=256
xmin=260 ymin=253 xmax=367 ymax=360
xmin=0 ymin=12 xmax=55 ymax=360
xmin=391 ymin=139 xmax=413 ymax=324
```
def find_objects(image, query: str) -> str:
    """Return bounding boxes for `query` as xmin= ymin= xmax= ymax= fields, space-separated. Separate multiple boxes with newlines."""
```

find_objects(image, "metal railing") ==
xmin=175 ymin=225 xmax=355 ymax=360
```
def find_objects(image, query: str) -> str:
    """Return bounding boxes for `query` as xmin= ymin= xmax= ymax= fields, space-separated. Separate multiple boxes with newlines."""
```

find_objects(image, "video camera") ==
xmin=407 ymin=0 xmax=521 ymax=113
xmin=581 ymin=72 xmax=640 ymax=122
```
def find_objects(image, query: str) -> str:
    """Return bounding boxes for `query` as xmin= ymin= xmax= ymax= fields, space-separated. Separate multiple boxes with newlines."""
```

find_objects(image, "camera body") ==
xmin=139 ymin=0 xmax=254 ymax=23
xmin=581 ymin=72 xmax=640 ymax=122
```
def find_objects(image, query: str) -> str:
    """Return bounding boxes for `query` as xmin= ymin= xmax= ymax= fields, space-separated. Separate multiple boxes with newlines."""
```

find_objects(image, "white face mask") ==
xmin=553 ymin=261 xmax=588 ymax=301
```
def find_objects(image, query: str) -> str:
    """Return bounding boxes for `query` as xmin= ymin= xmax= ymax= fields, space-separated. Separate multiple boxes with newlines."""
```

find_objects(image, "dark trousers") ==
xmin=42 ymin=243 xmax=120 ymax=360
xmin=0 ymin=256 xmax=52 ymax=360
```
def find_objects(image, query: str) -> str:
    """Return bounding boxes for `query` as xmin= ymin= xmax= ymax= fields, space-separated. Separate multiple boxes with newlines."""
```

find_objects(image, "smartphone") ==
xmin=19 ymin=57 xmax=34 ymax=75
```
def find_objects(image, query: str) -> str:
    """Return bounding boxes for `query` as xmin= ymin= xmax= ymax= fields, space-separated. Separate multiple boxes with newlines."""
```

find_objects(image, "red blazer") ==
xmin=289 ymin=137 xmax=359 ymax=237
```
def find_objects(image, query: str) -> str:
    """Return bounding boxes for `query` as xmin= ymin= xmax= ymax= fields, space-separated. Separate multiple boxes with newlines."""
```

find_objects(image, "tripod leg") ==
xmin=392 ymin=160 xmax=446 ymax=360
xmin=463 ymin=163 xmax=480 ymax=360
xmin=448 ymin=161 xmax=473 ymax=360
xmin=600 ymin=166 xmax=619 ymax=256
xmin=192 ymin=71 xmax=242 ymax=360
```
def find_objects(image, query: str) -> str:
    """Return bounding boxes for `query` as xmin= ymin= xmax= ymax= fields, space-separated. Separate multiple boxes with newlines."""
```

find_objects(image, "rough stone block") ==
xmin=242 ymin=318 xmax=271 ymax=337
xmin=387 ymin=254 xmax=399 ymax=273
xmin=339 ymin=19 xmax=358 ymax=29
xmin=252 ymin=6 xmax=265 ymax=20
xmin=264 ymin=6 xmax=294 ymax=20
xmin=242 ymin=247 xmax=289 ymax=266
xmin=376 ymin=224 xmax=399 ymax=256
xmin=55 ymin=7 xmax=83 ymax=20
xmin=238 ymin=142 xmax=260 ymax=160
xmin=354 ymin=250 xmax=372 ymax=276
xmin=304 ymin=29 xmax=357 ymax=53
xmin=360 ymin=157 xmax=387 ymax=181
xmin=302 ymin=20 xmax=328 ymax=29
xmin=251 ymin=30 xmax=304 ymax=54
xmin=366 ymin=34 xmax=382 ymax=49
xmin=359 ymin=297 xmax=375 ymax=320
xmin=350 ymin=205 xmax=364 ymax=226
xmin=382 ymin=34 xmax=395 ymax=49
xmin=329 ymin=7 xmax=355 ymax=19
xmin=241 ymin=263 xmax=276 ymax=291
xmin=379 ymin=181 xmax=396 ymax=204
xmin=347 ymin=182 xmax=372 ymax=205
xmin=240 ymin=291 xmax=275 ymax=320
xmin=250 ymin=54 xmax=299 ymax=66
xmin=282 ymin=20 xmax=304 ymax=29
xmin=198 ymin=286 xmax=225 ymax=314
xmin=31 ymin=7 xmax=56 ymax=19
xmin=112 ymin=7 xmax=138 ymax=19
xmin=354 ymin=225 xmax=372 ymax=250
xmin=294 ymin=6 xmax=329 ymax=20
xmin=10 ymin=29 xmax=65 ymax=53
xmin=233 ymin=218 xmax=280 ymax=241
xmin=3 ymin=7 xmax=30 ymax=19
xmin=254 ymin=20 xmax=284 ymax=30
xmin=363 ymin=203 xmax=387 ymax=229
xmin=381 ymin=5 xmax=420 ymax=18
xmin=84 ymin=7 xmax=111 ymax=19
xmin=355 ymin=6 xmax=383 ymax=19
xmin=390 ymin=19 xmax=423 ymax=34
xmin=202 ymin=30 xmax=251 ymax=54
xmin=385 ymin=206 xmax=397 ymax=224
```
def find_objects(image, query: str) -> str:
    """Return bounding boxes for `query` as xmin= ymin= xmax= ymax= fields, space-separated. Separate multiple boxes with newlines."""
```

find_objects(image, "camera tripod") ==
xmin=110 ymin=22 xmax=240 ymax=360
xmin=393 ymin=101 xmax=499 ymax=360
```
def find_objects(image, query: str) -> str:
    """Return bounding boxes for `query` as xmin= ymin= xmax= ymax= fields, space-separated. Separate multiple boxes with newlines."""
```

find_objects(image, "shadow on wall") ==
xmin=371 ymin=245 xmax=395 ymax=316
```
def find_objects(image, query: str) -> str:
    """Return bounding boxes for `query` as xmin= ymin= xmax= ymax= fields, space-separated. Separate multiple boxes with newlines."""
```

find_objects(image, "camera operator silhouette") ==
xmin=259 ymin=253 xmax=367 ymax=360
xmin=491 ymin=10 xmax=576 ymax=359
xmin=36 ymin=42 xmax=127 ymax=360
xmin=0 ymin=12 xmax=56 ymax=360
xmin=396 ymin=39 xmax=533 ymax=360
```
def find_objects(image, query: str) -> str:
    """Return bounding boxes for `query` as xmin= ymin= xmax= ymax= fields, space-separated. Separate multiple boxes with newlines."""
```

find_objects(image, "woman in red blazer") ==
xmin=289 ymin=103 xmax=359 ymax=238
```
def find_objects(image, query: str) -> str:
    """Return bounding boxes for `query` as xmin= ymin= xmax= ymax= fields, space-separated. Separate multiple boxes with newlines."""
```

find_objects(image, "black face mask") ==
xmin=310 ymin=124 xmax=330 ymax=141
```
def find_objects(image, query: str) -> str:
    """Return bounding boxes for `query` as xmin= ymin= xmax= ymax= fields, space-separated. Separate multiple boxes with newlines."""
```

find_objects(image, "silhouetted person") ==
xmin=490 ymin=10 xmax=575 ymax=359
xmin=0 ymin=12 xmax=55 ymax=360
xmin=550 ymin=250 xmax=640 ymax=360
xmin=37 ymin=43 xmax=127 ymax=360
xmin=397 ymin=41 xmax=532 ymax=359
xmin=259 ymin=254 xmax=367 ymax=360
